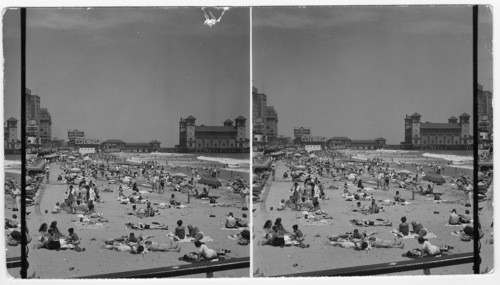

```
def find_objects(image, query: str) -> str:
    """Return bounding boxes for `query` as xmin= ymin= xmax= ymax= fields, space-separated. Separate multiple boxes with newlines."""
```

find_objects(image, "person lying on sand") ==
xmin=125 ymin=222 xmax=168 ymax=230
xmin=367 ymin=237 xmax=404 ymax=249
xmin=170 ymin=194 xmax=181 ymax=206
xmin=328 ymin=230 xmax=378 ymax=242
xmin=414 ymin=237 xmax=449 ymax=256
xmin=330 ymin=239 xmax=369 ymax=250
xmin=144 ymin=240 xmax=181 ymax=252
xmin=186 ymin=240 xmax=230 ymax=260
xmin=350 ymin=219 xmax=392 ymax=227
xmin=103 ymin=242 xmax=145 ymax=254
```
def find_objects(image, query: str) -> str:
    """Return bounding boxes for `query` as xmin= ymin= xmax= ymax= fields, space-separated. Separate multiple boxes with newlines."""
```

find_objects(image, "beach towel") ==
xmin=221 ymin=227 xmax=249 ymax=231
xmin=299 ymin=218 xmax=334 ymax=226
xmin=445 ymin=222 xmax=473 ymax=227
xmin=390 ymin=229 xmax=437 ymax=239
xmin=74 ymin=222 xmax=109 ymax=230
xmin=166 ymin=232 xmax=213 ymax=243
xmin=284 ymin=235 xmax=299 ymax=246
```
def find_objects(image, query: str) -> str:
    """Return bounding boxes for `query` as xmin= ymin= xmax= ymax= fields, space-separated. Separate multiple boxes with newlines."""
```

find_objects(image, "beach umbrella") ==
xmin=294 ymin=153 xmax=302 ymax=157
xmin=172 ymin=173 xmax=188 ymax=178
xmin=67 ymin=168 xmax=82 ymax=173
xmin=83 ymin=156 xmax=91 ymax=161
xmin=309 ymin=153 xmax=317 ymax=158
xmin=198 ymin=176 xmax=222 ymax=187
xmin=422 ymin=172 xmax=446 ymax=184
xmin=293 ymin=165 xmax=307 ymax=170
xmin=68 ymin=156 xmax=76 ymax=160
xmin=397 ymin=170 xmax=413 ymax=175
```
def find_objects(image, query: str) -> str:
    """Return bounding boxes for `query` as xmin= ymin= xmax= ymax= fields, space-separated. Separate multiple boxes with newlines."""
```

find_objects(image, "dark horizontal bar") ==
xmin=77 ymin=257 xmax=250 ymax=279
xmin=275 ymin=252 xmax=474 ymax=277
xmin=7 ymin=256 xmax=23 ymax=269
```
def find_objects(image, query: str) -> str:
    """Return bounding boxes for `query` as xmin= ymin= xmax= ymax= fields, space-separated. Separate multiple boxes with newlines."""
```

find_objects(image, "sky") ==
xmin=253 ymin=6 xmax=493 ymax=144
xmin=3 ymin=7 xmax=250 ymax=147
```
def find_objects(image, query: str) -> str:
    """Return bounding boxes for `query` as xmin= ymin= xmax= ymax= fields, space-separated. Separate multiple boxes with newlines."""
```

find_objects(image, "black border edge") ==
xmin=472 ymin=4 xmax=480 ymax=275
xmin=20 ymin=7 xmax=27 ymax=279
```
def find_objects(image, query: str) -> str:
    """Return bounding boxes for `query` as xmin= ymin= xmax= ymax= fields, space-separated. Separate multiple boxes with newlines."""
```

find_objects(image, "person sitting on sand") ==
xmin=343 ymin=182 xmax=350 ymax=195
xmin=200 ymin=188 xmax=209 ymax=198
xmin=449 ymin=209 xmax=460 ymax=225
xmin=37 ymin=229 xmax=61 ymax=250
xmin=351 ymin=229 xmax=365 ymax=240
xmin=66 ymin=228 xmax=85 ymax=252
xmin=411 ymin=221 xmax=427 ymax=238
xmin=357 ymin=179 xmax=364 ymax=189
xmin=51 ymin=202 xmax=61 ymax=214
xmin=423 ymin=184 xmax=434 ymax=195
xmin=394 ymin=191 xmax=405 ymax=203
xmin=277 ymin=199 xmax=286 ymax=211
xmin=459 ymin=210 xmax=472 ymax=224
xmin=144 ymin=240 xmax=181 ymax=252
xmin=38 ymin=223 xmax=49 ymax=241
xmin=263 ymin=220 xmax=273 ymax=239
xmin=290 ymin=224 xmax=309 ymax=248
xmin=175 ymin=220 xmax=186 ymax=240
xmin=225 ymin=212 xmax=237 ymax=228
xmin=350 ymin=219 xmax=392 ymax=227
xmin=368 ymin=199 xmax=380 ymax=214
xmin=236 ymin=213 xmax=249 ymax=227
xmin=170 ymin=194 xmax=181 ymax=206
xmin=49 ymin=221 xmax=64 ymax=239
xmin=187 ymin=225 xmax=204 ymax=241
xmin=146 ymin=202 xmax=155 ymax=217
xmin=5 ymin=214 xmax=19 ymax=229
xmin=274 ymin=218 xmax=288 ymax=235
xmin=398 ymin=216 xmax=410 ymax=236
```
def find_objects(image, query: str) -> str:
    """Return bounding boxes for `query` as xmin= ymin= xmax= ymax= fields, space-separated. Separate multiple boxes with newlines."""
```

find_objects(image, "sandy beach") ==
xmin=8 ymin=154 xmax=250 ymax=279
xmin=253 ymin=150 xmax=493 ymax=276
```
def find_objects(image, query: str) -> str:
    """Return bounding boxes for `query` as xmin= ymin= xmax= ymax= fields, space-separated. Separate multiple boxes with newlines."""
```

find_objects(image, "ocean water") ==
xmin=4 ymin=154 xmax=21 ymax=175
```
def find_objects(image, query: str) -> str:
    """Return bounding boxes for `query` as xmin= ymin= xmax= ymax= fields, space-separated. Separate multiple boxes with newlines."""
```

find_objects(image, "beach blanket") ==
xmin=284 ymin=235 xmax=299 ymax=246
xmin=221 ymin=227 xmax=249 ymax=231
xmin=445 ymin=223 xmax=473 ymax=227
xmin=74 ymin=222 xmax=109 ymax=230
xmin=166 ymin=233 xmax=213 ymax=243
xmin=299 ymin=218 xmax=334 ymax=226
xmin=390 ymin=229 xmax=437 ymax=239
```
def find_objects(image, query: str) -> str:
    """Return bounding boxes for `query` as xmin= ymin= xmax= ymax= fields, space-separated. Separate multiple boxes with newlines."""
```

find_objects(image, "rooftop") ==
xmin=6 ymin=117 xmax=18 ymax=122
xmin=195 ymin=126 xmax=237 ymax=133
xmin=420 ymin=123 xmax=462 ymax=129
xmin=185 ymin=115 xmax=197 ymax=120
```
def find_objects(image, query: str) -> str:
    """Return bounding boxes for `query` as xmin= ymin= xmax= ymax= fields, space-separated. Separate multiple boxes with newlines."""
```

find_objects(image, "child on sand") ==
xmin=277 ymin=199 xmax=286 ymax=211
xmin=51 ymin=202 xmax=61 ymax=214
xmin=291 ymin=224 xmax=309 ymax=248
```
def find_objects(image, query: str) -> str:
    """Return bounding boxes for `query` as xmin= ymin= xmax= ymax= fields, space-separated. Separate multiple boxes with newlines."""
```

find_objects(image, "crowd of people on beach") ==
xmin=254 ymin=148 xmax=480 ymax=259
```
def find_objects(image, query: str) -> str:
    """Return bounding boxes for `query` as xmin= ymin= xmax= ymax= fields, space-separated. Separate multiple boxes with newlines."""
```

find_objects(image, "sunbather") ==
xmin=351 ymin=219 xmax=392 ymax=227
xmin=144 ymin=240 xmax=181 ymax=252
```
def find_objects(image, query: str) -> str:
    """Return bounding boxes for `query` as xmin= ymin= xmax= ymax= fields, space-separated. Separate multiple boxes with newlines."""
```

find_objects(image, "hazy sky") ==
xmin=253 ymin=6 xmax=493 ymax=144
xmin=3 ymin=7 xmax=250 ymax=147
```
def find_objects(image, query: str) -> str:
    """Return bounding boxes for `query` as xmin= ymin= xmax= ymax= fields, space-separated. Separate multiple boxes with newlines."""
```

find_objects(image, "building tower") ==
xmin=223 ymin=119 xmax=234 ymax=127
xmin=185 ymin=115 xmax=197 ymax=148
xmin=6 ymin=117 xmax=18 ymax=149
xmin=459 ymin=113 xmax=470 ymax=144
xmin=179 ymin=117 xmax=187 ymax=148
xmin=235 ymin=116 xmax=246 ymax=147
xmin=410 ymin=112 xmax=421 ymax=145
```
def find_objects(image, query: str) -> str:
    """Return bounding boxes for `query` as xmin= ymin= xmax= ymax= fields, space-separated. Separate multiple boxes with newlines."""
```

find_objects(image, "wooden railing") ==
xmin=77 ymin=257 xmax=250 ymax=278
xmin=273 ymin=252 xmax=474 ymax=277
xmin=6 ymin=256 xmax=23 ymax=269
